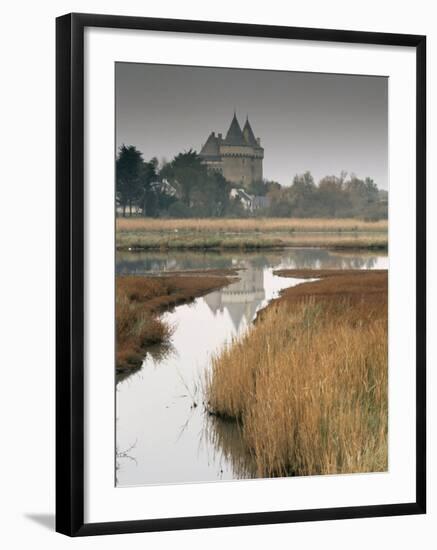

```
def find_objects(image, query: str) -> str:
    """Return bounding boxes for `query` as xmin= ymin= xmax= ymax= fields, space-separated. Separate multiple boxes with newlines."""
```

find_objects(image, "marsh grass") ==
xmin=205 ymin=271 xmax=388 ymax=478
xmin=116 ymin=273 xmax=234 ymax=371
xmin=116 ymin=286 xmax=173 ymax=371
xmin=117 ymin=218 xmax=388 ymax=233
xmin=116 ymin=218 xmax=388 ymax=251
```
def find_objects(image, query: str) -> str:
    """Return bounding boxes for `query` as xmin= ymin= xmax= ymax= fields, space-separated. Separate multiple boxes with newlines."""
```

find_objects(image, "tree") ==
xmin=116 ymin=145 xmax=144 ymax=216
xmin=160 ymin=150 xmax=231 ymax=217
xmin=246 ymin=179 xmax=281 ymax=197
xmin=163 ymin=149 xmax=206 ymax=208
xmin=267 ymin=187 xmax=293 ymax=217
xmin=193 ymin=171 xmax=231 ymax=217
xmin=246 ymin=179 xmax=266 ymax=196
xmin=138 ymin=157 xmax=159 ymax=216
xmin=318 ymin=175 xmax=350 ymax=216
xmin=364 ymin=177 xmax=379 ymax=203
xmin=264 ymin=180 xmax=281 ymax=194
xmin=345 ymin=174 xmax=379 ymax=215
xmin=288 ymin=171 xmax=317 ymax=216
xmin=116 ymin=144 xmax=386 ymax=220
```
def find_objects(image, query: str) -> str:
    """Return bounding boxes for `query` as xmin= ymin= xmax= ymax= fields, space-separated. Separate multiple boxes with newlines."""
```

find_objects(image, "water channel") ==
xmin=116 ymin=248 xmax=388 ymax=487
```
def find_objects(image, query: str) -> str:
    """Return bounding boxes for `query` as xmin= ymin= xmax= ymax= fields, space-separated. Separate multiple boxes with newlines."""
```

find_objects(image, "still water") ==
xmin=116 ymin=248 xmax=388 ymax=487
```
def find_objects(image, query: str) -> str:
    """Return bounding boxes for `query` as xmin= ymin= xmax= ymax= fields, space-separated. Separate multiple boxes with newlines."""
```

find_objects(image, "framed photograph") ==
xmin=56 ymin=13 xmax=426 ymax=536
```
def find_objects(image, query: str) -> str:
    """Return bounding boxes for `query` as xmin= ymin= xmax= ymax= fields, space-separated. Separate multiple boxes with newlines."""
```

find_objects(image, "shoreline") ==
xmin=205 ymin=268 xmax=388 ymax=477
xmin=117 ymin=242 xmax=388 ymax=252
xmin=115 ymin=217 xmax=387 ymax=252
xmin=258 ymin=268 xmax=387 ymax=317
xmin=116 ymin=270 xmax=238 ymax=373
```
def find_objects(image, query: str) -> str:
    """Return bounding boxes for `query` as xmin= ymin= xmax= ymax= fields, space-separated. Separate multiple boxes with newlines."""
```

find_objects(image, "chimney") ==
xmin=256 ymin=137 xmax=261 ymax=145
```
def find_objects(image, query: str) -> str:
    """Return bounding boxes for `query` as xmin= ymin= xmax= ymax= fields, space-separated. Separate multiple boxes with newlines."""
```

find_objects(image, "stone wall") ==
xmin=202 ymin=141 xmax=264 ymax=188
xmin=221 ymin=154 xmax=255 ymax=186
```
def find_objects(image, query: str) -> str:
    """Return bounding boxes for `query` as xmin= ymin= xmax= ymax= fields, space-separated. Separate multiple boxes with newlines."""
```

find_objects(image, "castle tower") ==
xmin=199 ymin=113 xmax=264 ymax=189
xmin=242 ymin=116 xmax=264 ymax=183
xmin=204 ymin=262 xmax=265 ymax=331
xmin=199 ymin=131 xmax=222 ymax=173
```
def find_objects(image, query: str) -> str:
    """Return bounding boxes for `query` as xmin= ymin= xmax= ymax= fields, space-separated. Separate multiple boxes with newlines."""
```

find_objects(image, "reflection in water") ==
xmin=115 ymin=441 xmax=137 ymax=485
xmin=115 ymin=248 xmax=388 ymax=486
xmin=205 ymin=265 xmax=265 ymax=332
xmin=116 ymin=342 xmax=175 ymax=384
xmin=116 ymin=247 xmax=387 ymax=275
xmin=201 ymin=416 xmax=258 ymax=479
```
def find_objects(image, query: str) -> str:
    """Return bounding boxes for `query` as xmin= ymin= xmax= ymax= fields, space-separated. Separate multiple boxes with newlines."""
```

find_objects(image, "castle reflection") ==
xmin=204 ymin=263 xmax=265 ymax=331
xmin=116 ymin=248 xmax=386 ymax=276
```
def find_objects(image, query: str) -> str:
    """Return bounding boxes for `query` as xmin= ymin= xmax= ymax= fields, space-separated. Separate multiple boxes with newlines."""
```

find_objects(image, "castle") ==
xmin=199 ymin=113 xmax=264 ymax=188
xmin=204 ymin=262 xmax=265 ymax=331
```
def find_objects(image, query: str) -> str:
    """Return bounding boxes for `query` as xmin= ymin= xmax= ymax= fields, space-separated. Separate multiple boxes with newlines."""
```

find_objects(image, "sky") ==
xmin=115 ymin=63 xmax=388 ymax=189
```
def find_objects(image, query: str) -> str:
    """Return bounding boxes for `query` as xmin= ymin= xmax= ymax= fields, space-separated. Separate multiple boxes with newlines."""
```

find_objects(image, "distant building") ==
xmin=199 ymin=113 xmax=264 ymax=188
xmin=230 ymin=188 xmax=270 ymax=212
xmin=150 ymin=178 xmax=177 ymax=197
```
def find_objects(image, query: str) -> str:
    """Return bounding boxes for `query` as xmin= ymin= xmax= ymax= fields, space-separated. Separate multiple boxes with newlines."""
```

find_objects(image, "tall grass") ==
xmin=117 ymin=218 xmax=388 ymax=250
xmin=117 ymin=217 xmax=388 ymax=234
xmin=116 ymin=272 xmax=234 ymax=370
xmin=116 ymin=229 xmax=388 ymax=251
xmin=116 ymin=279 xmax=173 ymax=370
xmin=205 ymin=287 xmax=388 ymax=477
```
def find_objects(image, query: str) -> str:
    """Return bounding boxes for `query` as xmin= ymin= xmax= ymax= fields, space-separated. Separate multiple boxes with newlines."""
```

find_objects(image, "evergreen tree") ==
xmin=116 ymin=145 xmax=144 ymax=216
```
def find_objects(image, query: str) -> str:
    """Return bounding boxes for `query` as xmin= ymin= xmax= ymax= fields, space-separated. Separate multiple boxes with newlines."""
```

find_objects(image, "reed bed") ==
xmin=117 ymin=217 xmax=388 ymax=233
xmin=116 ymin=291 xmax=173 ymax=371
xmin=116 ymin=272 xmax=234 ymax=370
xmin=205 ymin=271 xmax=388 ymax=478
xmin=116 ymin=230 xmax=387 ymax=251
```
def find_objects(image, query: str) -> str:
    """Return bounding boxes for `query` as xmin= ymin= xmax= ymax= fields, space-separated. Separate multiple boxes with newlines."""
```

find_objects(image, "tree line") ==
xmin=267 ymin=171 xmax=387 ymax=220
xmin=116 ymin=144 xmax=387 ymax=220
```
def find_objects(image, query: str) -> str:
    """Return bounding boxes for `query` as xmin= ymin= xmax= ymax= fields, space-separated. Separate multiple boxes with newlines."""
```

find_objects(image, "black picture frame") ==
xmin=56 ymin=12 xmax=426 ymax=537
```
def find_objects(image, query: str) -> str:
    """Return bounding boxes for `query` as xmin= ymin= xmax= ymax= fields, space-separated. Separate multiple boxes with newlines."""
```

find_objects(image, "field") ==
xmin=116 ymin=218 xmax=388 ymax=251
xmin=116 ymin=272 xmax=235 ymax=371
xmin=205 ymin=269 xmax=388 ymax=477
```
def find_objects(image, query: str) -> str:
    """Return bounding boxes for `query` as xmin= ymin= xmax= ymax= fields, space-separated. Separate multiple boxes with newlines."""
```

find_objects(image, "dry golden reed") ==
xmin=117 ymin=217 xmax=388 ymax=234
xmin=116 ymin=273 xmax=233 ymax=370
xmin=116 ymin=218 xmax=388 ymax=250
xmin=116 ymin=278 xmax=173 ymax=370
xmin=205 ymin=272 xmax=388 ymax=478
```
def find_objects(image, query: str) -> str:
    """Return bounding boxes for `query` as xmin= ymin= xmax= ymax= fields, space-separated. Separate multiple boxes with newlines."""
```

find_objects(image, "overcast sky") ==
xmin=116 ymin=63 xmax=388 ymax=189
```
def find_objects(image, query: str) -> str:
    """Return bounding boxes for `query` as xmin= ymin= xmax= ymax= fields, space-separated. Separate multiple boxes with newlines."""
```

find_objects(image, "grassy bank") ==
xmin=117 ymin=218 xmax=388 ymax=233
xmin=116 ymin=218 xmax=388 ymax=251
xmin=205 ymin=269 xmax=388 ymax=478
xmin=116 ymin=271 xmax=235 ymax=371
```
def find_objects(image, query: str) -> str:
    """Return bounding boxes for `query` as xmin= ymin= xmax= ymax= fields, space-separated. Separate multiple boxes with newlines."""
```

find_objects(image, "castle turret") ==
xmin=199 ymin=112 xmax=264 ymax=188
xmin=224 ymin=112 xmax=246 ymax=145
xmin=243 ymin=117 xmax=258 ymax=147
xmin=199 ymin=131 xmax=223 ymax=172
xmin=243 ymin=116 xmax=264 ymax=182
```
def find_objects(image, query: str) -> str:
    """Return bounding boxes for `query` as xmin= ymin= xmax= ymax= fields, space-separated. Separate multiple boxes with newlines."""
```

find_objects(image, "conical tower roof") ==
xmin=243 ymin=117 xmax=258 ymax=147
xmin=224 ymin=113 xmax=245 ymax=146
xmin=200 ymin=132 xmax=221 ymax=160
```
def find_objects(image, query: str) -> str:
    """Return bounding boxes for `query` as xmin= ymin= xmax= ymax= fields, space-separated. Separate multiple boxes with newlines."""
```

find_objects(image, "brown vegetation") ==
xmin=116 ymin=218 xmax=388 ymax=251
xmin=274 ymin=268 xmax=387 ymax=279
xmin=117 ymin=217 xmax=388 ymax=233
xmin=205 ymin=269 xmax=388 ymax=478
xmin=116 ymin=272 xmax=235 ymax=371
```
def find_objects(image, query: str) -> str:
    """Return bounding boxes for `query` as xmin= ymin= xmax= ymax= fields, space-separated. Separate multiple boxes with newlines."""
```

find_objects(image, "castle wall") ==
xmin=252 ymin=155 xmax=263 ymax=182
xmin=204 ymin=159 xmax=223 ymax=174
xmin=221 ymin=154 xmax=255 ymax=187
